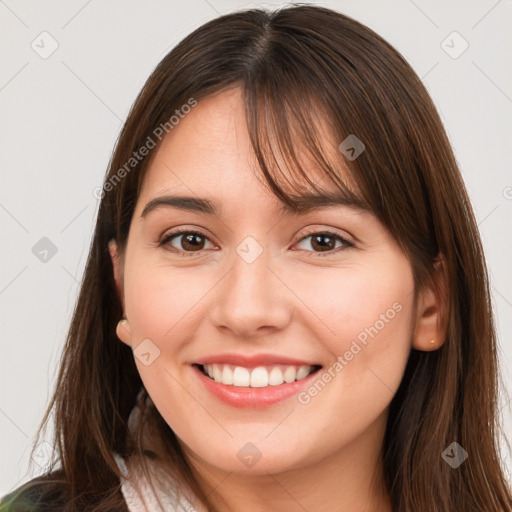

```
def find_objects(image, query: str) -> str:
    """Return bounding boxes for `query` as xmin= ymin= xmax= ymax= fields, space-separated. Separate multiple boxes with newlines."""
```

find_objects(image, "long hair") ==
xmin=3 ymin=5 xmax=511 ymax=511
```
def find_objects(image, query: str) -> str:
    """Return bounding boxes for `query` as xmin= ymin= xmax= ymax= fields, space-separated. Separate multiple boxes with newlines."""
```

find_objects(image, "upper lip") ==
xmin=194 ymin=353 xmax=322 ymax=368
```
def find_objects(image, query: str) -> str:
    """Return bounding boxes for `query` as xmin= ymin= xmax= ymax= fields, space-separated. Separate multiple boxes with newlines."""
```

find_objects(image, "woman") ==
xmin=2 ymin=4 xmax=511 ymax=511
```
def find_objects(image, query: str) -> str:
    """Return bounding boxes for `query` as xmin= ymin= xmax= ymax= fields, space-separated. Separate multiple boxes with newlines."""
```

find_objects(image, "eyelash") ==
xmin=159 ymin=227 xmax=355 ymax=258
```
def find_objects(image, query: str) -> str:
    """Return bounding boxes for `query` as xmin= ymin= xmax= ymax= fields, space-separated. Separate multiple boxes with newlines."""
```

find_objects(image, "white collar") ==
xmin=113 ymin=451 xmax=200 ymax=511
xmin=113 ymin=390 xmax=206 ymax=512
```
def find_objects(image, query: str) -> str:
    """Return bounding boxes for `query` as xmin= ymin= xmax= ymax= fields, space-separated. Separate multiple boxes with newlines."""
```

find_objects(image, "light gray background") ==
xmin=1 ymin=0 xmax=511 ymax=495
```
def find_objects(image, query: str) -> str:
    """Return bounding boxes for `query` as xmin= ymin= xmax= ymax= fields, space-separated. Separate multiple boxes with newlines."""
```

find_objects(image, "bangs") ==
xmin=242 ymin=73 xmax=373 ymax=215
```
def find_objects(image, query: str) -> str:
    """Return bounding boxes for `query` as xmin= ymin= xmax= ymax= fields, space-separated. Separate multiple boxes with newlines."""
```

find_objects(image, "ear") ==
xmin=108 ymin=239 xmax=131 ymax=347
xmin=108 ymin=239 xmax=124 ymax=308
xmin=412 ymin=254 xmax=449 ymax=351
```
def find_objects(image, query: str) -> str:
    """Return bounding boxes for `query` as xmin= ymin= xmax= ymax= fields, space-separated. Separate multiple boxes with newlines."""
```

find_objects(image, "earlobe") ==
xmin=116 ymin=318 xmax=132 ymax=347
xmin=412 ymin=254 xmax=449 ymax=351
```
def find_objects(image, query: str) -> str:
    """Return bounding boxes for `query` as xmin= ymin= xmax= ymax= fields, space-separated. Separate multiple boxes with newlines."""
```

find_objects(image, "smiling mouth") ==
xmin=194 ymin=363 xmax=322 ymax=388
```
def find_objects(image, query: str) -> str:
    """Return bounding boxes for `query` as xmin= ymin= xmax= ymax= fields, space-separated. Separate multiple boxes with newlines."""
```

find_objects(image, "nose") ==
xmin=209 ymin=243 xmax=292 ymax=339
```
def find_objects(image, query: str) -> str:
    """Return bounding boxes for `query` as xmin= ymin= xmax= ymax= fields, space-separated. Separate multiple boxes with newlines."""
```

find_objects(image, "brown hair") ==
xmin=2 ymin=4 xmax=511 ymax=511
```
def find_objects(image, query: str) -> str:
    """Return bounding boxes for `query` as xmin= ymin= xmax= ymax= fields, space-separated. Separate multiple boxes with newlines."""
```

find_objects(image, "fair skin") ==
xmin=109 ymin=87 xmax=447 ymax=512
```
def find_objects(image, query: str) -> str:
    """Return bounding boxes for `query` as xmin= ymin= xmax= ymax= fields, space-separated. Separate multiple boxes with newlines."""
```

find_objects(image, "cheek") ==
xmin=123 ymin=259 xmax=213 ymax=341
xmin=121 ymin=260 xmax=210 ymax=421
xmin=291 ymin=258 xmax=414 ymax=397
xmin=286 ymin=267 xmax=414 ymax=453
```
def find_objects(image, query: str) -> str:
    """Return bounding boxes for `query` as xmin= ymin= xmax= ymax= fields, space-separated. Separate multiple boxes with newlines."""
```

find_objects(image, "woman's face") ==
xmin=111 ymin=86 xmax=428 ymax=478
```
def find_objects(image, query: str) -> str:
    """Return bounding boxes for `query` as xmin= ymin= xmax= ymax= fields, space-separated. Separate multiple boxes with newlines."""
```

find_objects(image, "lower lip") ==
xmin=192 ymin=364 xmax=321 ymax=409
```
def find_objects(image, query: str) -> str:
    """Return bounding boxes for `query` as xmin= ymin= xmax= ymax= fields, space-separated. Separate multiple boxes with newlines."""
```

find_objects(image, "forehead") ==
xmin=136 ymin=86 xmax=366 ymax=216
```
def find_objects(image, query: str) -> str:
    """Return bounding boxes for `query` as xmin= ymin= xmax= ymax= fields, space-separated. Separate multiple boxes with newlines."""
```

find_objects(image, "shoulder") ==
xmin=1 ymin=474 xmax=129 ymax=512
xmin=1 ymin=473 xmax=77 ymax=512
xmin=1 ymin=472 xmax=130 ymax=512
xmin=0 ymin=476 xmax=56 ymax=511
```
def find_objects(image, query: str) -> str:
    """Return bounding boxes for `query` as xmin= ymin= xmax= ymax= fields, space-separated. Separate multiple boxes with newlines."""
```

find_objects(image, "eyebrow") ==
xmin=140 ymin=192 xmax=370 ymax=219
xmin=141 ymin=196 xmax=218 ymax=218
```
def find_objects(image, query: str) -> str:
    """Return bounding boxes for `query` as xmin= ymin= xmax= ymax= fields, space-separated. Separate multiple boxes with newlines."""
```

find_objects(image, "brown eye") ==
xmin=178 ymin=233 xmax=205 ymax=251
xmin=294 ymin=231 xmax=354 ymax=256
xmin=160 ymin=229 xmax=215 ymax=254
xmin=310 ymin=233 xmax=337 ymax=252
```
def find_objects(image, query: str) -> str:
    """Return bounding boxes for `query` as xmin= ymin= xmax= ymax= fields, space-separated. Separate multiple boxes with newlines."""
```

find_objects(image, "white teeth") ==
xmin=201 ymin=363 xmax=316 ymax=387
xmin=233 ymin=366 xmax=250 ymax=386
xmin=296 ymin=366 xmax=310 ymax=380
xmin=212 ymin=364 xmax=222 ymax=383
xmin=250 ymin=367 xmax=268 ymax=388
xmin=268 ymin=367 xmax=284 ymax=386
xmin=222 ymin=365 xmax=233 ymax=385
xmin=283 ymin=366 xmax=297 ymax=383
